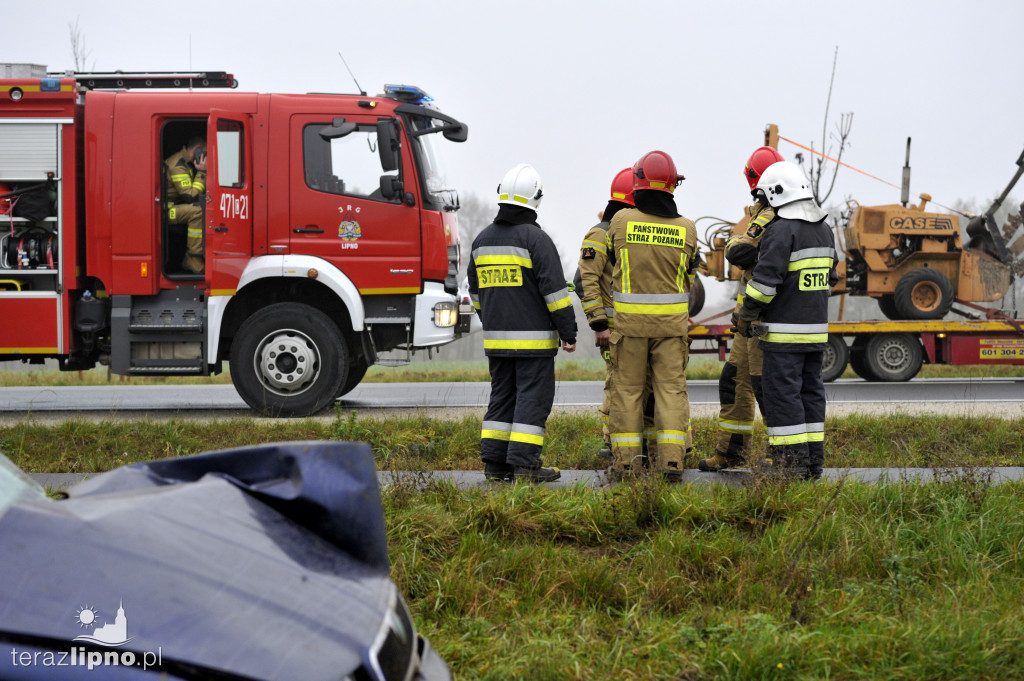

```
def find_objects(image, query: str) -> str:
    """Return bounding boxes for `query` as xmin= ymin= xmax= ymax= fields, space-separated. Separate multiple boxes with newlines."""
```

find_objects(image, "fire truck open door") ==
xmin=206 ymin=111 xmax=253 ymax=295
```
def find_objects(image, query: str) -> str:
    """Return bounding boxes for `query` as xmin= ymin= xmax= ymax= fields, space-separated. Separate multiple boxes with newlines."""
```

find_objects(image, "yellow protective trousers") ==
xmin=169 ymin=203 xmax=204 ymax=273
xmin=608 ymin=334 xmax=690 ymax=475
xmin=714 ymin=333 xmax=764 ymax=459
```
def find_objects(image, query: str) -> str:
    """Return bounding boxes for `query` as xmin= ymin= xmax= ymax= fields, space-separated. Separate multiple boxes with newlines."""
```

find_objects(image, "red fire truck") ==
xmin=0 ymin=65 xmax=471 ymax=416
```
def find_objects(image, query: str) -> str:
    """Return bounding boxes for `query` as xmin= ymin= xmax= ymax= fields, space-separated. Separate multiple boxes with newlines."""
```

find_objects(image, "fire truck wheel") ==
xmin=230 ymin=303 xmax=348 ymax=417
xmin=877 ymin=295 xmax=901 ymax=320
xmin=821 ymin=334 xmax=849 ymax=382
xmin=861 ymin=333 xmax=923 ymax=382
xmin=336 ymin=359 xmax=368 ymax=398
xmin=893 ymin=268 xmax=954 ymax=320
xmin=688 ymin=274 xmax=705 ymax=319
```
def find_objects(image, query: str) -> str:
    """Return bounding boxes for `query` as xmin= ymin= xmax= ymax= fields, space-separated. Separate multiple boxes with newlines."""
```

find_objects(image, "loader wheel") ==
xmin=821 ymin=334 xmax=849 ymax=382
xmin=688 ymin=274 xmax=705 ymax=319
xmin=893 ymin=268 xmax=954 ymax=320
xmin=877 ymin=295 xmax=901 ymax=320
xmin=230 ymin=303 xmax=347 ymax=417
xmin=861 ymin=333 xmax=923 ymax=382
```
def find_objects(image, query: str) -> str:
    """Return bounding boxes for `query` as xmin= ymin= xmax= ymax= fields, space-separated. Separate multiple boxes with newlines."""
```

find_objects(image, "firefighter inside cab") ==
xmin=164 ymin=136 xmax=207 ymax=274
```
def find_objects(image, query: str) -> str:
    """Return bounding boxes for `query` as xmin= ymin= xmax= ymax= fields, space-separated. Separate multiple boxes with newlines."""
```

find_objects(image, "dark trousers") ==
xmin=760 ymin=350 xmax=826 ymax=473
xmin=481 ymin=356 xmax=556 ymax=468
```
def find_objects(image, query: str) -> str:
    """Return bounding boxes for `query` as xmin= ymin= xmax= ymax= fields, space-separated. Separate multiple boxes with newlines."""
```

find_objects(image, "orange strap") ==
xmin=778 ymin=135 xmax=971 ymax=218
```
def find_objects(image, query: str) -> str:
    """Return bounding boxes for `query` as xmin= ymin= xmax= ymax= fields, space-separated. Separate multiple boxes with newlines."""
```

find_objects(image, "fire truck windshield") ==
xmin=406 ymin=114 xmax=460 ymax=210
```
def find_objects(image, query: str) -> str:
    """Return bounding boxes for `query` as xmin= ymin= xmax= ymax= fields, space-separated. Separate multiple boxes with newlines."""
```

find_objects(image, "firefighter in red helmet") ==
xmin=605 ymin=151 xmax=699 ymax=481
xmin=699 ymin=146 xmax=784 ymax=472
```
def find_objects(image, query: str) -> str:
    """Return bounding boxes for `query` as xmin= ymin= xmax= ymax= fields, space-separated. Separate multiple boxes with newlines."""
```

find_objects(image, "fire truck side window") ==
xmin=302 ymin=124 xmax=399 ymax=202
xmin=216 ymin=120 xmax=244 ymax=188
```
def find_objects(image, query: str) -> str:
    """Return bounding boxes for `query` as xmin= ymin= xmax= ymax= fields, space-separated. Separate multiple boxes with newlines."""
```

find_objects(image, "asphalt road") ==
xmin=1 ymin=377 xmax=1022 ymax=420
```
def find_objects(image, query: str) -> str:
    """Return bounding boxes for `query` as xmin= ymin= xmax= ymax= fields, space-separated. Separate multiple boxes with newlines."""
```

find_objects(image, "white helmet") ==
xmin=756 ymin=161 xmax=826 ymax=221
xmin=497 ymin=163 xmax=544 ymax=211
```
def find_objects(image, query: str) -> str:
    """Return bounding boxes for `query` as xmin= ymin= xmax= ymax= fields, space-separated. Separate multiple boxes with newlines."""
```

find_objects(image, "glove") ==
xmin=732 ymin=316 xmax=750 ymax=337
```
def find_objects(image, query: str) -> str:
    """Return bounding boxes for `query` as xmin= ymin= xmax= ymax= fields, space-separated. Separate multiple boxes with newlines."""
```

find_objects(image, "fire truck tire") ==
xmin=689 ymin=274 xmax=705 ymax=319
xmin=893 ymin=268 xmax=954 ymax=320
xmin=822 ymin=334 xmax=849 ymax=382
xmin=230 ymin=303 xmax=347 ymax=417
xmin=861 ymin=333 xmax=923 ymax=382
xmin=877 ymin=295 xmax=901 ymax=320
xmin=336 ymin=359 xmax=368 ymax=398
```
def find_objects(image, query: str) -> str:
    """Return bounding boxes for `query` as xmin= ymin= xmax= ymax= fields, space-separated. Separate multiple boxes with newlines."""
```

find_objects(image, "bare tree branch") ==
xmin=799 ymin=47 xmax=853 ymax=206
xmin=69 ymin=18 xmax=92 ymax=72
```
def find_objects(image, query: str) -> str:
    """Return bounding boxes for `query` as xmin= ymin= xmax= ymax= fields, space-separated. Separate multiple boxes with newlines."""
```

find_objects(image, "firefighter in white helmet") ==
xmin=605 ymin=151 xmax=699 ymax=481
xmin=736 ymin=161 xmax=838 ymax=479
xmin=164 ymin=136 xmax=207 ymax=273
xmin=699 ymin=146 xmax=784 ymax=472
xmin=468 ymin=164 xmax=577 ymax=483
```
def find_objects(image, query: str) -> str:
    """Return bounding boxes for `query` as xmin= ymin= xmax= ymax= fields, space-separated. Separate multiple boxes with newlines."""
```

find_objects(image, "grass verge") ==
xmin=3 ymin=412 xmax=1022 ymax=474
xmin=385 ymin=476 xmax=1024 ymax=680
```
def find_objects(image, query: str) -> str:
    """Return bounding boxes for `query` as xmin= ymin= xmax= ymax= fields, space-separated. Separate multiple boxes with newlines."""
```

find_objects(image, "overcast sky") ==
xmin=4 ymin=0 xmax=1022 ymax=278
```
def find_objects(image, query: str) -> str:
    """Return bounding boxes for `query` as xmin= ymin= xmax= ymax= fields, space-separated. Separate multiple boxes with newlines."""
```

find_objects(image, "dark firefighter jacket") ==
xmin=468 ymin=210 xmax=577 ymax=357
xmin=740 ymin=215 xmax=838 ymax=352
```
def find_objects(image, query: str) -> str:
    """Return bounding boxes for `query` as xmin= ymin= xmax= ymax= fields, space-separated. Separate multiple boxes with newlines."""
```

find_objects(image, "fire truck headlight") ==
xmin=432 ymin=301 xmax=458 ymax=328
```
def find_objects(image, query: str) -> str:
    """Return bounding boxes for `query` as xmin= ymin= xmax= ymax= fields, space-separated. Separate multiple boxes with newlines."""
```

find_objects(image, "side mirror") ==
xmin=380 ymin=174 xmax=403 ymax=200
xmin=377 ymin=118 xmax=400 ymax=172
xmin=319 ymin=118 xmax=357 ymax=140
xmin=443 ymin=123 xmax=469 ymax=143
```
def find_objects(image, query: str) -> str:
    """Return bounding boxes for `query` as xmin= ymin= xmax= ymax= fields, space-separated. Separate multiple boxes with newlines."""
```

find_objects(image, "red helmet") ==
xmin=744 ymin=146 xmax=785 ymax=191
xmin=609 ymin=168 xmax=635 ymax=206
xmin=633 ymin=150 xmax=684 ymax=194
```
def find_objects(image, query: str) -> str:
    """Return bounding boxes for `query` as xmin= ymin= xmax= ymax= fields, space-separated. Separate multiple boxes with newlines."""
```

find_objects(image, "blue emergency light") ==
xmin=383 ymin=84 xmax=433 ymax=104
xmin=40 ymin=78 xmax=61 ymax=92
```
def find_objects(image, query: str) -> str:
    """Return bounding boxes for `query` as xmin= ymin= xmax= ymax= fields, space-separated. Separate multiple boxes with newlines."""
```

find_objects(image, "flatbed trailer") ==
xmin=687 ymin=308 xmax=1024 ymax=382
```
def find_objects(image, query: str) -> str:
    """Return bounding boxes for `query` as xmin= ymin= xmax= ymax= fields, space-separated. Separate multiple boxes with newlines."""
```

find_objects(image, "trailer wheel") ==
xmin=336 ymin=359 xmax=368 ymax=398
xmin=877 ymin=295 xmax=901 ymax=320
xmin=688 ymin=274 xmax=705 ymax=319
xmin=861 ymin=333 xmax=923 ymax=382
xmin=848 ymin=338 xmax=874 ymax=381
xmin=230 ymin=303 xmax=347 ymax=417
xmin=893 ymin=268 xmax=954 ymax=320
xmin=822 ymin=334 xmax=849 ymax=382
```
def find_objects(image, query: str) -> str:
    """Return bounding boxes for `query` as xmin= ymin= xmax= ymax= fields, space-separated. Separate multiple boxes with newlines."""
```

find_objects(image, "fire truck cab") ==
xmin=0 ymin=65 xmax=469 ymax=416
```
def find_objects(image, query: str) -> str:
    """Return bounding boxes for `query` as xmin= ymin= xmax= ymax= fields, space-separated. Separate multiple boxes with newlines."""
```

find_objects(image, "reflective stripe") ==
xmin=187 ymin=227 xmax=203 ymax=237
xmin=751 ymin=213 xmax=772 ymax=227
xmin=544 ymin=288 xmax=572 ymax=312
xmin=604 ymin=307 xmax=615 ymax=318
xmin=788 ymin=257 xmax=834 ymax=271
xmin=472 ymin=246 xmax=533 ymax=269
xmin=764 ymin=323 xmax=829 ymax=334
xmin=614 ymin=292 xmax=689 ymax=304
xmin=582 ymin=239 xmax=607 ymax=255
xmin=192 ymin=178 xmax=206 ymax=193
xmin=763 ymin=332 xmax=829 ymax=343
xmin=718 ymin=419 xmax=754 ymax=434
xmin=483 ymin=330 xmax=559 ymax=350
xmin=767 ymin=424 xmax=807 ymax=437
xmin=790 ymin=247 xmax=836 ymax=261
xmin=745 ymin=280 xmax=776 ymax=304
xmin=657 ymin=430 xmax=689 ymax=445
xmin=805 ymin=422 xmax=824 ymax=433
xmin=611 ymin=191 xmax=629 ymax=201
xmin=621 ymin=249 xmax=631 ymax=293
xmin=610 ymin=433 xmax=642 ymax=446
xmin=769 ymin=433 xmax=809 ymax=446
xmin=582 ymin=299 xmax=602 ymax=311
xmin=615 ymin=302 xmax=689 ymax=315
xmin=676 ymin=252 xmax=688 ymax=293
xmin=807 ymin=431 xmax=825 ymax=443
xmin=481 ymin=420 xmax=512 ymax=441
xmin=510 ymin=423 xmax=545 ymax=446
xmin=470 ymin=293 xmax=480 ymax=309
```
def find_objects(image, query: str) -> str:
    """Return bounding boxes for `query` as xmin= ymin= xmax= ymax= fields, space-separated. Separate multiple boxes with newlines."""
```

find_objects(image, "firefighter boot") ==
xmin=698 ymin=452 xmax=746 ymax=472
xmin=484 ymin=461 xmax=514 ymax=482
xmin=514 ymin=464 xmax=561 ymax=483
xmin=766 ymin=445 xmax=809 ymax=478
